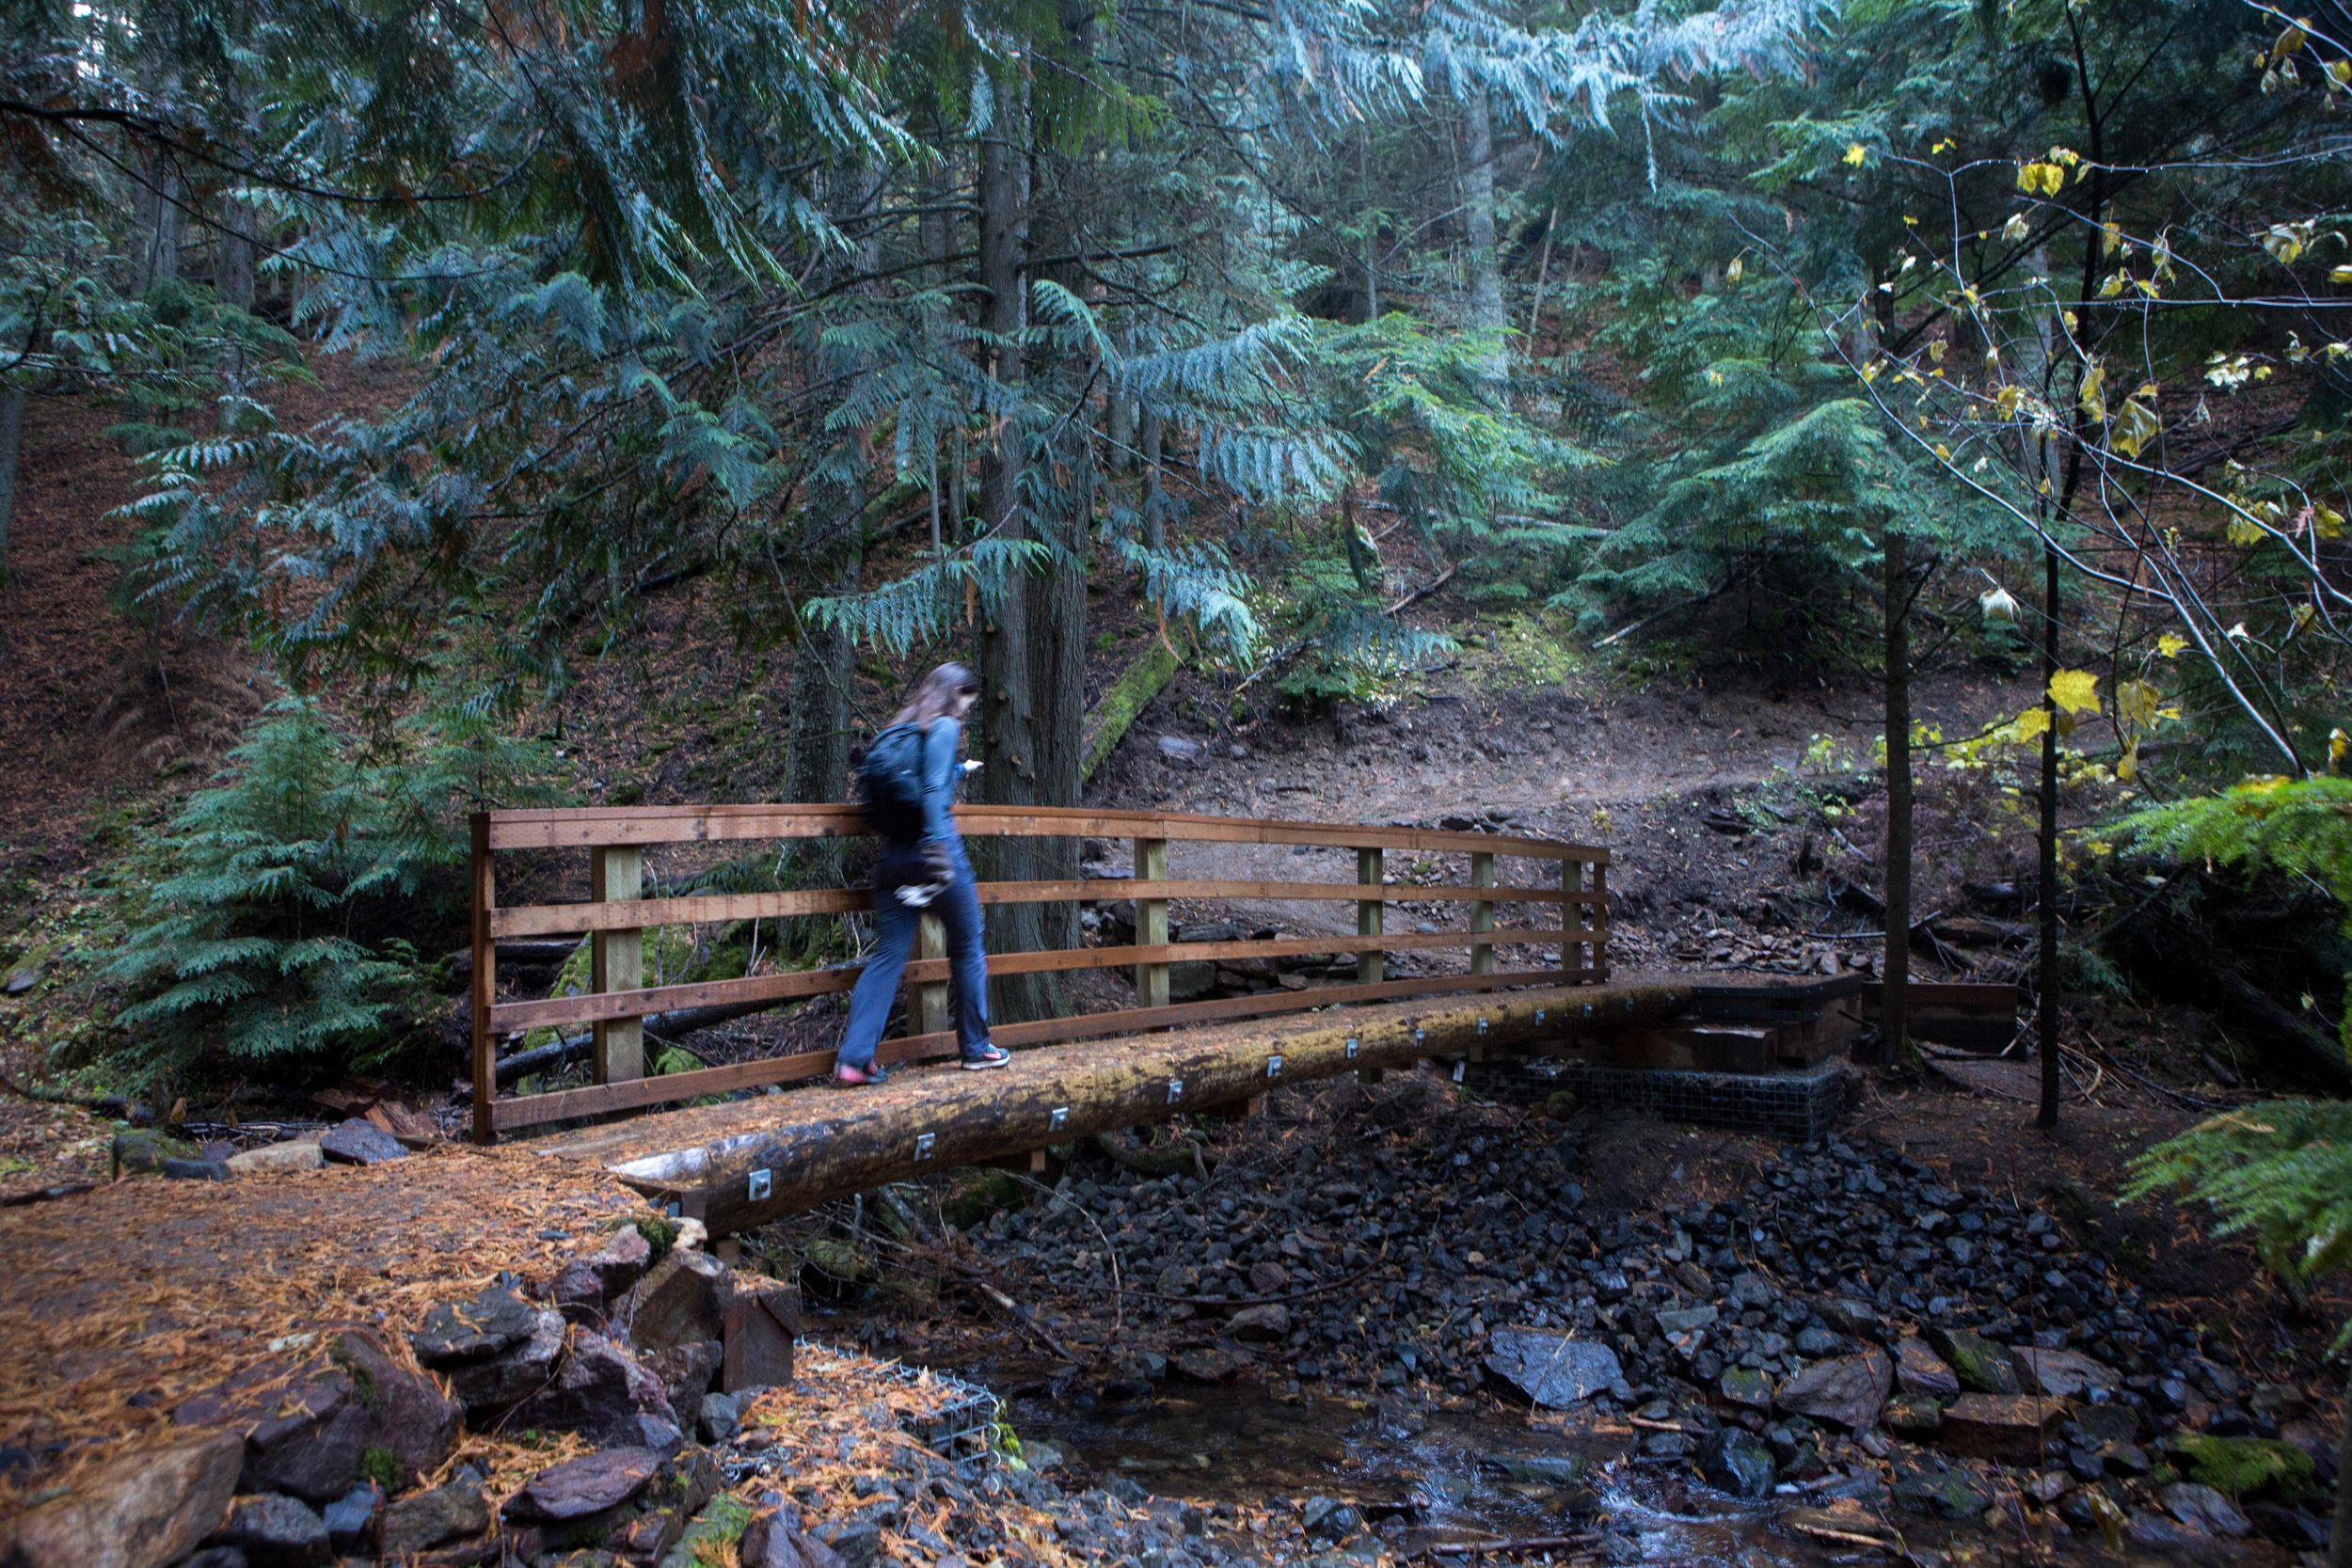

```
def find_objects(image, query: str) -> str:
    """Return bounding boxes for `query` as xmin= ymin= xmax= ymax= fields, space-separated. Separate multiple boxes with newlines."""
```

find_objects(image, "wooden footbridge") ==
xmin=469 ymin=803 xmax=1700 ymax=1231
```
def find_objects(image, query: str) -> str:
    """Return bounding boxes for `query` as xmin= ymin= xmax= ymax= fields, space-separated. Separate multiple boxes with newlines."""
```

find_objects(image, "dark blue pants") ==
xmin=836 ymin=839 xmax=991 ymax=1069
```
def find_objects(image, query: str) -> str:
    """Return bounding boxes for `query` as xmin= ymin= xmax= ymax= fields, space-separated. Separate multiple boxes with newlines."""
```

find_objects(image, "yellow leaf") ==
xmin=1845 ymin=143 xmax=1868 ymax=166
xmin=2003 ymin=213 xmax=2029 ymax=242
xmin=1932 ymin=137 xmax=1955 ymax=153
xmin=2102 ymin=221 xmax=2122 ymax=257
xmin=2017 ymin=161 xmax=2064 ymax=196
xmin=2011 ymin=705 xmax=2053 ymax=741
xmin=2099 ymin=271 xmax=2126 ymax=298
xmin=2050 ymin=146 xmax=2081 ymax=166
xmin=2157 ymin=632 xmax=2186 ymax=657
xmin=2112 ymin=398 xmax=2161 ymax=459
xmin=2117 ymin=736 xmax=2139 ymax=783
xmin=2330 ymin=57 xmax=2350 ymax=86
xmin=2228 ymin=515 xmax=2266 ymax=546
xmin=2079 ymin=361 xmax=2107 ymax=422
xmin=2115 ymin=677 xmax=2161 ymax=732
xmin=1929 ymin=339 xmax=1947 ymax=363
xmin=2049 ymin=669 xmax=2102 ymax=716
xmin=2333 ymin=728 xmax=2349 ymax=770
xmin=2331 ymin=266 xmax=2352 ymax=284
xmin=1994 ymin=385 xmax=2024 ymax=419
xmin=1726 ymin=257 xmax=1745 ymax=283
xmin=2318 ymin=502 xmax=2345 ymax=540
xmin=1933 ymin=443 xmax=1952 ymax=460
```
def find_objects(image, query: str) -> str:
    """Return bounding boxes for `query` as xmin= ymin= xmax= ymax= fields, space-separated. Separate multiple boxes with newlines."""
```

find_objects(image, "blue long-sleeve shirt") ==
xmin=917 ymin=717 xmax=963 ymax=846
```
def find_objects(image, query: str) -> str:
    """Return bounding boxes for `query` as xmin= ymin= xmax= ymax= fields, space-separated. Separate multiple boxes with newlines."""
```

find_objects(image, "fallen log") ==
xmin=1081 ymin=638 xmax=1186 ymax=783
xmin=589 ymin=982 xmax=1690 ymax=1232
xmin=493 ymin=996 xmax=784 ymax=1085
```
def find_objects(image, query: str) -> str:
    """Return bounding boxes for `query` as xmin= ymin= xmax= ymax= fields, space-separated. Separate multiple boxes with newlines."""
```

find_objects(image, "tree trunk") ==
xmin=2037 ymin=544 xmax=2063 ymax=1128
xmin=1883 ymin=528 xmax=1914 ymax=1067
xmin=1460 ymin=86 xmax=1507 ymax=399
xmin=1360 ymin=132 xmax=1379 ymax=322
xmin=973 ymin=67 xmax=1061 ymax=1023
xmin=2331 ymin=1359 xmax=2350 ymax=1568
xmin=1139 ymin=411 xmax=1166 ymax=553
xmin=217 ymin=191 xmax=257 ymax=314
xmin=0 ymin=387 xmax=22 ymax=582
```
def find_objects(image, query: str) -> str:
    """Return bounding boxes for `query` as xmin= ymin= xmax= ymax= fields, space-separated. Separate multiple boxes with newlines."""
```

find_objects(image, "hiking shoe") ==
xmin=960 ymin=1043 xmax=1011 ymax=1070
xmin=834 ymin=1061 xmax=888 ymax=1086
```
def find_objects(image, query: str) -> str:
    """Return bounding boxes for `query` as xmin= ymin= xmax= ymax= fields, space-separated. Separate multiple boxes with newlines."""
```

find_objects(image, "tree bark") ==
xmin=2037 ymin=544 xmax=2062 ymax=1128
xmin=2331 ymin=1359 xmax=2350 ymax=1568
xmin=1883 ymin=527 xmax=1914 ymax=1068
xmin=1460 ymin=86 xmax=1507 ymax=399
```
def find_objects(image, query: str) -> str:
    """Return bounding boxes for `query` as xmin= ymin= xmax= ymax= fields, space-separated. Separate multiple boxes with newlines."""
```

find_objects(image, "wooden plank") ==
xmin=1135 ymin=837 xmax=1168 ymax=1009
xmin=914 ymin=911 xmax=948 ymax=1039
xmin=488 ymin=803 xmax=1608 ymax=862
xmin=491 ymin=879 xmax=1588 ymax=939
xmin=488 ymin=929 xmax=1583 ymax=1033
xmin=492 ymin=967 xmax=1598 ymax=1132
xmin=1588 ymin=860 xmax=1611 ymax=981
xmin=1470 ymin=851 xmax=1495 ymax=978
xmin=591 ymin=846 xmax=644 ymax=1085
xmin=1358 ymin=847 xmax=1384 ymax=987
xmin=470 ymin=813 xmax=496 ymax=1145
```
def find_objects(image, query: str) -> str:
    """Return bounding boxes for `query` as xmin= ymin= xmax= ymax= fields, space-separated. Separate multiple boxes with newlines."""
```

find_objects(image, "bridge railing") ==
xmin=469 ymin=805 xmax=1609 ymax=1141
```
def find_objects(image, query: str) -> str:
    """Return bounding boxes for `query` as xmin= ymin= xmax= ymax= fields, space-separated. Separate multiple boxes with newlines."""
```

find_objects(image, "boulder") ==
xmin=1717 ymin=1369 xmax=1772 ymax=1410
xmin=377 ymin=1480 xmax=487 ymax=1558
xmin=224 ymin=1143 xmax=326 ymax=1177
xmin=549 ymin=1225 xmax=654 ymax=1324
xmin=207 ymin=1493 xmax=328 ymax=1568
xmin=1936 ymin=1394 xmax=2061 ymax=1465
xmin=1228 ymin=1304 xmax=1292 ymax=1340
xmin=320 ymin=1482 xmax=382 ymax=1551
xmin=0 ymin=1430 xmax=244 ymax=1568
xmin=741 ymin=1500 xmax=850 ymax=1568
xmin=502 ymin=1447 xmax=660 ymax=1522
xmin=1695 ymin=1428 xmax=1775 ymax=1499
xmin=164 ymin=1158 xmax=232 ymax=1181
xmin=1928 ymin=1328 xmax=2020 ymax=1395
xmin=317 ymin=1119 xmax=406 ymax=1165
xmin=608 ymin=1445 xmax=720 ymax=1564
xmin=2160 ymin=1483 xmax=2252 ymax=1538
xmin=1894 ymin=1337 xmax=1960 ymax=1399
xmin=172 ymin=1330 xmax=460 ymax=1502
xmin=510 ymin=1329 xmax=676 ymax=1445
xmin=1773 ymin=1349 xmax=1892 ymax=1432
xmin=441 ymin=1307 xmax=564 ymax=1415
xmin=627 ymin=1250 xmax=731 ymax=1353
xmin=646 ymin=1338 xmax=724 ymax=1419
xmin=721 ymin=1275 xmax=798 ymax=1394
xmin=1483 ymin=1328 xmax=1626 ymax=1408
xmin=1300 ymin=1497 xmax=1361 ymax=1544
xmin=2010 ymin=1347 xmax=2119 ymax=1400
xmin=2164 ymin=1434 xmax=2317 ymax=1502
xmin=413 ymin=1283 xmax=541 ymax=1365
xmin=699 ymin=1392 xmax=744 ymax=1444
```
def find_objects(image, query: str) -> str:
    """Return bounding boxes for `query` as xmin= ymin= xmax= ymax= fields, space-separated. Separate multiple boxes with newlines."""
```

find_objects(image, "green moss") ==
xmin=358 ymin=1446 xmax=401 ymax=1491
xmin=633 ymin=1212 xmax=679 ymax=1262
xmin=944 ymin=1167 xmax=1029 ymax=1228
xmin=2167 ymin=1434 xmax=2316 ymax=1501
xmin=665 ymin=1494 xmax=754 ymax=1568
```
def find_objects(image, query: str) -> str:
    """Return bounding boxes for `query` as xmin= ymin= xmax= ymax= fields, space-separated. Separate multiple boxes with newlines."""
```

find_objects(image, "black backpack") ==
xmin=858 ymin=721 xmax=930 ymax=843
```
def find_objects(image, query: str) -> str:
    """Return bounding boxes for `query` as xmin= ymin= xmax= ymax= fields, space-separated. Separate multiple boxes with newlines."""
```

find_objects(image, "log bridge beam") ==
xmin=564 ymin=981 xmax=1688 ymax=1234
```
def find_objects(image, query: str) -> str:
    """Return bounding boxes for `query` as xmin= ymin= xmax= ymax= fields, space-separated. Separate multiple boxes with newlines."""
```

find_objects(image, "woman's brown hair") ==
xmin=891 ymin=662 xmax=980 ymax=728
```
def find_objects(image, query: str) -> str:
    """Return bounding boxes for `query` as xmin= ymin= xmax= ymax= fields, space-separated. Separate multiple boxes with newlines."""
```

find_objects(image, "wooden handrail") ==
xmin=469 ymin=803 xmax=1610 ymax=1140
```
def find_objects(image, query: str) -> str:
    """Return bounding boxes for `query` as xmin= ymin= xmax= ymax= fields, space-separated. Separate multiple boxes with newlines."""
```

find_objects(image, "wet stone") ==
xmin=317 ymin=1118 xmax=407 ymax=1165
xmin=1937 ymin=1394 xmax=2059 ymax=1465
xmin=1773 ymin=1349 xmax=1891 ymax=1432
xmin=414 ymin=1283 xmax=541 ymax=1365
xmin=1717 ymin=1368 xmax=1772 ymax=1410
xmin=1894 ymin=1338 xmax=1960 ymax=1400
xmin=1930 ymin=1328 xmax=2020 ymax=1395
xmin=2161 ymin=1482 xmax=2251 ymax=1537
xmin=377 ymin=1481 xmax=488 ymax=1558
xmin=206 ymin=1494 xmax=328 ymax=1568
xmin=1483 ymin=1329 xmax=1625 ymax=1408
xmin=504 ymin=1447 xmax=660 ymax=1522
xmin=1696 ymin=1429 xmax=1775 ymax=1499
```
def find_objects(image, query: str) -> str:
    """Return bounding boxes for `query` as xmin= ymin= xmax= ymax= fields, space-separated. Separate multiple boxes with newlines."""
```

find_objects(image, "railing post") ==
xmin=1470 ymin=849 xmax=1495 ymax=977
xmin=915 ymin=912 xmax=949 ymax=1037
xmin=591 ymin=845 xmax=644 ymax=1084
xmin=1135 ymin=836 xmax=1169 ymax=1008
xmin=470 ymin=813 xmax=495 ymax=1145
xmin=1589 ymin=858 xmax=1610 ymax=981
xmin=1357 ymin=847 xmax=1384 ymax=986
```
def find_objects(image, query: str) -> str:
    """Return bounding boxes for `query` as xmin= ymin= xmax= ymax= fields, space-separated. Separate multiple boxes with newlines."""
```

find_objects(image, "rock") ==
xmin=549 ymin=1225 xmax=654 ymax=1323
xmin=627 ymin=1250 xmax=732 ymax=1353
xmin=1156 ymin=736 xmax=1206 ymax=763
xmin=317 ymin=1119 xmax=406 ymax=1165
xmin=1774 ymin=1349 xmax=1892 ymax=1432
xmin=0 ymin=1429 xmax=244 ymax=1568
xmin=165 ymin=1157 xmax=233 ymax=1180
xmin=1884 ymin=1397 xmax=1942 ymax=1439
xmin=814 ymin=1518 xmax=883 ymax=1568
xmin=1484 ymin=1328 xmax=1626 ymax=1408
xmin=1894 ymin=1338 xmax=1960 ymax=1399
xmin=511 ymin=1329 xmax=676 ymax=1445
xmin=1228 ymin=1304 xmax=1292 ymax=1340
xmin=1300 ymin=1497 xmax=1361 ymax=1544
xmin=722 ymin=1275 xmax=799 ymax=1394
xmin=441 ymin=1307 xmax=564 ymax=1415
xmin=2165 ymin=1433 xmax=2317 ymax=1501
xmin=207 ymin=1494 xmax=328 ymax=1568
xmin=611 ymin=1445 xmax=719 ymax=1563
xmin=1814 ymin=1298 xmax=1878 ymax=1337
xmin=2010 ymin=1347 xmax=2118 ymax=1400
xmin=1696 ymin=1429 xmax=1775 ymax=1499
xmin=1487 ymin=1451 xmax=1586 ymax=1486
xmin=1652 ymin=1305 xmax=1719 ymax=1336
xmin=647 ymin=1338 xmax=724 ymax=1418
xmin=377 ymin=1481 xmax=487 ymax=1558
xmin=172 ymin=1330 xmax=461 ymax=1502
xmin=741 ymin=1502 xmax=850 ymax=1568
xmin=1936 ymin=1394 xmax=2060 ymax=1465
xmin=2160 ymin=1483 xmax=2251 ymax=1538
xmin=1717 ymin=1369 xmax=1772 ymax=1410
xmin=111 ymin=1132 xmax=181 ymax=1176
xmin=1928 ymin=1328 xmax=2020 ymax=1395
xmin=2124 ymin=1510 xmax=2205 ymax=1551
xmin=320 ymin=1482 xmax=381 ymax=1550
xmin=1893 ymin=1466 xmax=1992 ymax=1520
xmin=503 ymin=1447 xmax=660 ymax=1522
xmin=1173 ymin=1347 xmax=1249 ymax=1383
xmin=1791 ymin=1326 xmax=1843 ymax=1357
xmin=224 ymin=1143 xmax=326 ymax=1177
xmin=414 ymin=1283 xmax=542 ymax=1364
xmin=2070 ymin=1403 xmax=2141 ymax=1446
xmin=699 ymin=1392 xmax=744 ymax=1444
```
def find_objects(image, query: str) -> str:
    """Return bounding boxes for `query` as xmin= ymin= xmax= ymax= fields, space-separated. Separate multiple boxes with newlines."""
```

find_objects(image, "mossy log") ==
xmin=593 ymin=981 xmax=1689 ymax=1232
xmin=1080 ymin=638 xmax=1184 ymax=783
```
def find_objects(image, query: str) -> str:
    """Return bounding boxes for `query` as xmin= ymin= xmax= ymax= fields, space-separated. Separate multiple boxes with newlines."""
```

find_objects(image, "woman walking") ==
xmin=834 ymin=662 xmax=1011 ymax=1085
